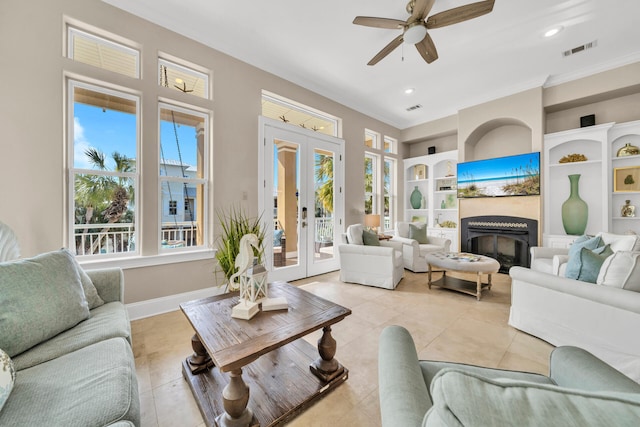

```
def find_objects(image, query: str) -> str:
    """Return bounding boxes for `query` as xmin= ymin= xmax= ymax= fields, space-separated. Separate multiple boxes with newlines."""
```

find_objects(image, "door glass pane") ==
xmin=273 ymin=140 xmax=299 ymax=269
xmin=314 ymin=149 xmax=335 ymax=261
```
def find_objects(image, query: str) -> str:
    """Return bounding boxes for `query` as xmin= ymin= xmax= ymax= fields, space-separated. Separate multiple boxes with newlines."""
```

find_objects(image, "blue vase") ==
xmin=410 ymin=186 xmax=422 ymax=209
xmin=562 ymin=174 xmax=588 ymax=235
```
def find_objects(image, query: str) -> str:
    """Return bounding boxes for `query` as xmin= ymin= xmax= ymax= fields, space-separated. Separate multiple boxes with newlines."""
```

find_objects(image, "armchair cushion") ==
xmin=597 ymin=251 xmax=640 ymax=292
xmin=363 ymin=229 xmax=381 ymax=246
xmin=424 ymin=368 xmax=640 ymax=427
xmin=346 ymin=224 xmax=364 ymax=245
xmin=598 ymin=231 xmax=640 ymax=252
xmin=409 ymin=223 xmax=429 ymax=244
xmin=0 ymin=249 xmax=90 ymax=357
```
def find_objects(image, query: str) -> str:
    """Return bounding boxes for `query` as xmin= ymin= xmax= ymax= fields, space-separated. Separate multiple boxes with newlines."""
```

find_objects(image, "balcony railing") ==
xmin=74 ymin=222 xmax=198 ymax=256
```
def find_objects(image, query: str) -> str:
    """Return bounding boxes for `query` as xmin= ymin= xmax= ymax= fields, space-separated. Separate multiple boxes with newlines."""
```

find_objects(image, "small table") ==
xmin=425 ymin=252 xmax=500 ymax=300
xmin=180 ymin=281 xmax=352 ymax=427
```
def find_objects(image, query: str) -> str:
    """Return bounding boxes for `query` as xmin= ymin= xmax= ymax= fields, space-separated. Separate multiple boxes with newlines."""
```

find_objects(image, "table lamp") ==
xmin=364 ymin=214 xmax=381 ymax=234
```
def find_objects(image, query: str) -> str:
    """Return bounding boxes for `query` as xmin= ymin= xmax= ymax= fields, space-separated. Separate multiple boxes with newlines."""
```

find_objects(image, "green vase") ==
xmin=410 ymin=186 xmax=422 ymax=209
xmin=561 ymin=174 xmax=588 ymax=235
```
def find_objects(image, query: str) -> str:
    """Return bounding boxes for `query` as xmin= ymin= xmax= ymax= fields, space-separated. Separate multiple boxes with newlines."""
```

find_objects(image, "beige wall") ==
xmin=0 ymin=0 xmax=399 ymax=303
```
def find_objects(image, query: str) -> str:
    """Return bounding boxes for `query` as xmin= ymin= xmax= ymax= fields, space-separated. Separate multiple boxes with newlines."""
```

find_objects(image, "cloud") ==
xmin=74 ymin=117 xmax=92 ymax=169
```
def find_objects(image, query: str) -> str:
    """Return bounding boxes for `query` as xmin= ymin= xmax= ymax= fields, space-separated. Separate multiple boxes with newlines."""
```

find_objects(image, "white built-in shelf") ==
xmin=548 ymin=159 xmax=602 ymax=168
xmin=403 ymin=151 xmax=459 ymax=251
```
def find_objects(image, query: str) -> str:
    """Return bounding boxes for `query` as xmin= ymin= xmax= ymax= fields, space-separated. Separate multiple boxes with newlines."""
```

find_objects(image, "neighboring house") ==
xmin=159 ymin=160 xmax=198 ymax=224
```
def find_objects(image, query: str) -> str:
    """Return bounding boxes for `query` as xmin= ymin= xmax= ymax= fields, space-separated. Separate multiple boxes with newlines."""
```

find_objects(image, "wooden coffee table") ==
xmin=425 ymin=252 xmax=500 ymax=300
xmin=180 ymin=281 xmax=352 ymax=427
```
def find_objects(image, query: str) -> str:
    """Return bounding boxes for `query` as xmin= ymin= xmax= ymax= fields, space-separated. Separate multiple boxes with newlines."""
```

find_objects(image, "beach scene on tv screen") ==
xmin=457 ymin=152 xmax=540 ymax=198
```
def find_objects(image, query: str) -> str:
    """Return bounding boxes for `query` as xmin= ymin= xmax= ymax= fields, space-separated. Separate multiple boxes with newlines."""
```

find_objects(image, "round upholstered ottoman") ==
xmin=424 ymin=252 xmax=500 ymax=300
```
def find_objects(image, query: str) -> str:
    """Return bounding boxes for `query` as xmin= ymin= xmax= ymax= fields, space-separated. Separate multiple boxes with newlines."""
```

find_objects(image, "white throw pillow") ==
xmin=347 ymin=224 xmax=364 ymax=245
xmin=0 ymin=348 xmax=15 ymax=412
xmin=597 ymin=232 xmax=640 ymax=252
xmin=597 ymin=251 xmax=640 ymax=292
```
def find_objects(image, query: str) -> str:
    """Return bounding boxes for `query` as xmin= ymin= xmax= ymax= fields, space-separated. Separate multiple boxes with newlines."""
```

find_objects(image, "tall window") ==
xmin=69 ymin=80 xmax=139 ymax=256
xmin=364 ymin=153 xmax=378 ymax=215
xmin=365 ymin=132 xmax=398 ymax=232
xmin=384 ymin=159 xmax=396 ymax=230
xmin=159 ymin=104 xmax=209 ymax=250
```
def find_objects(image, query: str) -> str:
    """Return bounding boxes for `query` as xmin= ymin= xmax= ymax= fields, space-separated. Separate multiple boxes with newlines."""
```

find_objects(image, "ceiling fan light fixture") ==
xmin=404 ymin=24 xmax=427 ymax=45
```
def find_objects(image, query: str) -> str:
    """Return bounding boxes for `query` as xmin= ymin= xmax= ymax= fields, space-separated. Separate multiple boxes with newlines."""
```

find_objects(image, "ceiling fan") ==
xmin=353 ymin=0 xmax=495 ymax=65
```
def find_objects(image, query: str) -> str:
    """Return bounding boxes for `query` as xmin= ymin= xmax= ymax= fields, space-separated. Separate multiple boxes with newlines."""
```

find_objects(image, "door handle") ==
xmin=302 ymin=207 xmax=307 ymax=220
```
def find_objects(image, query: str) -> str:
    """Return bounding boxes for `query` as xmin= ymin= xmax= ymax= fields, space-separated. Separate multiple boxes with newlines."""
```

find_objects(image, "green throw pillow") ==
xmin=577 ymin=244 xmax=613 ymax=283
xmin=362 ymin=229 xmax=380 ymax=246
xmin=68 ymin=251 xmax=104 ymax=310
xmin=409 ymin=224 xmax=429 ymax=244
xmin=565 ymin=235 xmax=602 ymax=280
xmin=0 ymin=249 xmax=90 ymax=357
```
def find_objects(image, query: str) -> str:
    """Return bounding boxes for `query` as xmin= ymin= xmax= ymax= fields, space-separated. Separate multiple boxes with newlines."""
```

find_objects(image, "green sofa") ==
xmin=0 ymin=249 xmax=140 ymax=426
xmin=378 ymin=325 xmax=640 ymax=427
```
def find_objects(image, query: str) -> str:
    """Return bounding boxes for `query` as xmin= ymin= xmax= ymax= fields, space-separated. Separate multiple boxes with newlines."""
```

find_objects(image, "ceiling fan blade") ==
xmin=415 ymin=33 xmax=438 ymax=64
xmin=353 ymin=16 xmax=405 ymax=29
xmin=410 ymin=0 xmax=436 ymax=22
xmin=426 ymin=0 xmax=495 ymax=29
xmin=367 ymin=34 xmax=404 ymax=66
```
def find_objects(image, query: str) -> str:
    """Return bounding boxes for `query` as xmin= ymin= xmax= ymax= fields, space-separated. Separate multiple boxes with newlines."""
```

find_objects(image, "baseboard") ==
xmin=126 ymin=286 xmax=226 ymax=321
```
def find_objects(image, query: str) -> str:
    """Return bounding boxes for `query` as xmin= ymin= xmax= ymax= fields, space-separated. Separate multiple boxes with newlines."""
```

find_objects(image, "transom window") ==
xmin=261 ymin=91 xmax=340 ymax=137
xmin=159 ymin=57 xmax=209 ymax=99
xmin=67 ymin=27 xmax=139 ymax=78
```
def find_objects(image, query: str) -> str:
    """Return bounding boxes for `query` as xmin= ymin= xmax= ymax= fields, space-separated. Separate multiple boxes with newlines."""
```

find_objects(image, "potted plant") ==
xmin=214 ymin=206 xmax=265 ymax=291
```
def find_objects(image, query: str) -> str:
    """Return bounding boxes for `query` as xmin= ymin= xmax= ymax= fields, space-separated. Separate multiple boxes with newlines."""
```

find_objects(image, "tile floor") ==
xmin=131 ymin=269 xmax=554 ymax=427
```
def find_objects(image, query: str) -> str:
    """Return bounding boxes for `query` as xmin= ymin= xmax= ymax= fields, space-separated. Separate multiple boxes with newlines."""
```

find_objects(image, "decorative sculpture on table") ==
xmin=231 ymin=234 xmax=288 ymax=320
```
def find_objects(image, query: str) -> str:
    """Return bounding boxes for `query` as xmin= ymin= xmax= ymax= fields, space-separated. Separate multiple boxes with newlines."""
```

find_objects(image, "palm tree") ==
xmin=75 ymin=148 xmax=134 ymax=254
xmin=364 ymin=157 xmax=373 ymax=213
xmin=315 ymin=153 xmax=334 ymax=213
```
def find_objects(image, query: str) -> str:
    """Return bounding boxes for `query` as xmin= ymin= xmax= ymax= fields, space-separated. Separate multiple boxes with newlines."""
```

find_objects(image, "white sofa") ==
xmin=338 ymin=224 xmax=404 ymax=289
xmin=391 ymin=222 xmax=451 ymax=272
xmin=510 ymin=232 xmax=640 ymax=383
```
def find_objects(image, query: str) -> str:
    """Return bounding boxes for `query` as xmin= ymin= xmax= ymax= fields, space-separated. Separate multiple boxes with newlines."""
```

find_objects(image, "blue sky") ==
xmin=74 ymin=103 xmax=197 ymax=169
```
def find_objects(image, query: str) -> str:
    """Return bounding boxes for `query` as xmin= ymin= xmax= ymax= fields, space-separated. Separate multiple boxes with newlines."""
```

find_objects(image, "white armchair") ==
xmin=338 ymin=224 xmax=404 ymax=289
xmin=391 ymin=222 xmax=451 ymax=272
xmin=530 ymin=232 xmax=640 ymax=276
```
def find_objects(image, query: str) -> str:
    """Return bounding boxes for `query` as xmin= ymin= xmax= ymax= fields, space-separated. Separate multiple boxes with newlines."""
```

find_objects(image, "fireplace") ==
xmin=460 ymin=215 xmax=538 ymax=273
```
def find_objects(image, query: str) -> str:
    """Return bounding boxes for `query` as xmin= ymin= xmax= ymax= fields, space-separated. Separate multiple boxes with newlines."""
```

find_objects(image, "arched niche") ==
xmin=463 ymin=118 xmax=532 ymax=161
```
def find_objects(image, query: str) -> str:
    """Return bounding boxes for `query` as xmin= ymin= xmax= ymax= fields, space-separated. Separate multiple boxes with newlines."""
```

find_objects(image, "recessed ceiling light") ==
xmin=175 ymin=78 xmax=184 ymax=84
xmin=544 ymin=26 xmax=563 ymax=38
xmin=404 ymin=88 xmax=415 ymax=94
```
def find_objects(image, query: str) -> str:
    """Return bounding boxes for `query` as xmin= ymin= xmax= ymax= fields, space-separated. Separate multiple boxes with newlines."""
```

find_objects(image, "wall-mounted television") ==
xmin=457 ymin=152 xmax=540 ymax=198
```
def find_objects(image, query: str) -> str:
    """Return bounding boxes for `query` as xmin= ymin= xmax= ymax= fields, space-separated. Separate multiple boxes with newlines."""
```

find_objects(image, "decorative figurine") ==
xmin=621 ymin=200 xmax=636 ymax=218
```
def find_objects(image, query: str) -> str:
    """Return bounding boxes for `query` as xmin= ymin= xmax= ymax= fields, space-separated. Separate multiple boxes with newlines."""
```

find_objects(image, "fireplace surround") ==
xmin=460 ymin=215 xmax=538 ymax=273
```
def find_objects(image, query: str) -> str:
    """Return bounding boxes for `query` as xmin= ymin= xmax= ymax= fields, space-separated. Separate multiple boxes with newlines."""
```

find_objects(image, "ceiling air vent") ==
xmin=406 ymin=104 xmax=422 ymax=112
xmin=563 ymin=40 xmax=597 ymax=57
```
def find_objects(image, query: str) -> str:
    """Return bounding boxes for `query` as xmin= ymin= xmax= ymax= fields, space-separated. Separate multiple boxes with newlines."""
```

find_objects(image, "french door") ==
xmin=259 ymin=117 xmax=344 ymax=283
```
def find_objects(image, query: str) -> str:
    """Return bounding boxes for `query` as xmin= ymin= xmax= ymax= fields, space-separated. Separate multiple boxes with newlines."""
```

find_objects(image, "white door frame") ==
xmin=258 ymin=116 xmax=344 ymax=283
